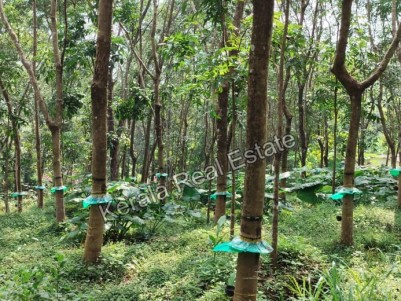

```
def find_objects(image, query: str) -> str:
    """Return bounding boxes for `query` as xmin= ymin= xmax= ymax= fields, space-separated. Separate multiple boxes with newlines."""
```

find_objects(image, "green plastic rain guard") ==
xmin=11 ymin=192 xmax=26 ymax=198
xmin=156 ymin=173 xmax=168 ymax=178
xmin=83 ymin=194 xmax=112 ymax=209
xmin=34 ymin=185 xmax=46 ymax=190
xmin=330 ymin=187 xmax=361 ymax=201
xmin=50 ymin=186 xmax=68 ymax=194
xmin=213 ymin=236 xmax=273 ymax=254
xmin=210 ymin=191 xmax=232 ymax=201
xmin=390 ymin=168 xmax=401 ymax=177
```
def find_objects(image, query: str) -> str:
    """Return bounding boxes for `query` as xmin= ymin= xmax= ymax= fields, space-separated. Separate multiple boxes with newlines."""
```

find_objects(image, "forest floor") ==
xmin=0 ymin=195 xmax=400 ymax=301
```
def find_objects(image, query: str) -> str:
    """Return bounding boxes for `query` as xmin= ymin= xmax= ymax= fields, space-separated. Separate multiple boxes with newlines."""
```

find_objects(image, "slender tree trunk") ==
xmin=272 ymin=0 xmax=289 ymax=269
xmin=280 ymin=70 xmax=293 ymax=186
xmin=396 ymin=132 xmax=401 ymax=207
xmin=324 ymin=116 xmax=329 ymax=167
xmin=83 ymin=0 xmax=113 ymax=264
xmin=298 ymin=83 xmax=307 ymax=175
xmin=50 ymin=0 xmax=66 ymax=222
xmin=214 ymin=1 xmax=245 ymax=223
xmin=3 ymin=140 xmax=11 ymax=213
xmin=33 ymin=0 xmax=43 ymax=208
xmin=230 ymin=81 xmax=237 ymax=239
xmin=377 ymin=82 xmax=396 ymax=168
xmin=234 ymin=1 xmax=274 ymax=300
xmin=107 ymin=67 xmax=119 ymax=181
xmin=129 ymin=119 xmax=137 ymax=177
xmin=215 ymin=83 xmax=229 ymax=222
xmin=318 ymin=135 xmax=324 ymax=168
xmin=141 ymin=110 xmax=152 ymax=183
xmin=179 ymin=104 xmax=189 ymax=171
xmin=121 ymin=145 xmax=128 ymax=179
xmin=332 ymin=84 xmax=338 ymax=193
xmin=0 ymin=80 xmax=22 ymax=212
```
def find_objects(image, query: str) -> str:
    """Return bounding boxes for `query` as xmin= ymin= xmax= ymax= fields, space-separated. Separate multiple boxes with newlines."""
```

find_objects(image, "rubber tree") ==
xmin=331 ymin=0 xmax=401 ymax=245
xmin=214 ymin=0 xmax=245 ymax=223
xmin=0 ymin=80 xmax=22 ymax=213
xmin=33 ymin=0 xmax=43 ymax=208
xmin=83 ymin=0 xmax=113 ymax=264
xmin=0 ymin=0 xmax=66 ymax=222
xmin=233 ymin=0 xmax=274 ymax=300
xmin=214 ymin=0 xmax=245 ymax=222
xmin=2 ymin=137 xmax=11 ymax=213
xmin=392 ymin=0 xmax=401 ymax=209
xmin=272 ymin=0 xmax=290 ymax=269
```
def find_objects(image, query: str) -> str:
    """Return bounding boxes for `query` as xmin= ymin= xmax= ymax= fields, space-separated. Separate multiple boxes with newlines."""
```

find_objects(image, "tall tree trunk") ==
xmin=391 ymin=0 xmax=401 ymax=208
xmin=50 ymin=0 xmax=66 ymax=222
xmin=298 ymin=83 xmax=307 ymax=175
xmin=33 ymin=0 xmax=43 ymax=208
xmin=107 ymin=67 xmax=119 ymax=181
xmin=141 ymin=110 xmax=152 ymax=183
xmin=214 ymin=1 xmax=245 ymax=223
xmin=377 ymin=82 xmax=396 ymax=168
xmin=280 ymin=70 xmax=293 ymax=185
xmin=2 ymin=139 xmax=11 ymax=213
xmin=272 ymin=0 xmax=290 ymax=269
xmin=234 ymin=0 xmax=274 ymax=300
xmin=332 ymin=84 xmax=338 ymax=193
xmin=129 ymin=119 xmax=137 ymax=177
xmin=150 ymin=0 xmax=164 ymax=198
xmin=230 ymin=81 xmax=237 ymax=239
xmin=323 ymin=115 xmax=329 ymax=167
xmin=179 ymin=103 xmax=189 ymax=171
xmin=215 ymin=83 xmax=229 ymax=222
xmin=83 ymin=0 xmax=113 ymax=264
xmin=318 ymin=134 xmax=324 ymax=168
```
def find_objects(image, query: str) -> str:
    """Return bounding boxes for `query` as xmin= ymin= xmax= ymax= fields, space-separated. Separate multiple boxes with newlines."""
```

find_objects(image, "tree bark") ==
xmin=234 ymin=0 xmax=274 ymax=300
xmin=83 ymin=0 xmax=113 ymax=264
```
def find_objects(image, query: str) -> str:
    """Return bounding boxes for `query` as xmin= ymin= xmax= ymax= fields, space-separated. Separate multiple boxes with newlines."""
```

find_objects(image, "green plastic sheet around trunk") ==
xmin=330 ymin=187 xmax=361 ymax=201
xmin=213 ymin=236 xmax=273 ymax=254
xmin=156 ymin=173 xmax=168 ymax=178
xmin=34 ymin=185 xmax=46 ymax=190
xmin=11 ymin=192 xmax=26 ymax=198
xmin=210 ymin=191 xmax=232 ymax=201
xmin=390 ymin=168 xmax=401 ymax=177
xmin=50 ymin=186 xmax=68 ymax=194
xmin=83 ymin=194 xmax=113 ymax=209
